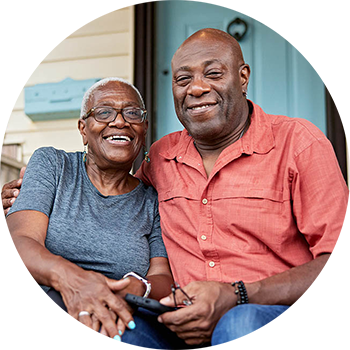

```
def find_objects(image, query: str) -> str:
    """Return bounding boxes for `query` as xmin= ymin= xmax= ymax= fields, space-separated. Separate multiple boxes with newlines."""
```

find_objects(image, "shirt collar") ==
xmin=240 ymin=100 xmax=275 ymax=155
xmin=159 ymin=129 xmax=195 ymax=161
xmin=159 ymin=100 xmax=275 ymax=161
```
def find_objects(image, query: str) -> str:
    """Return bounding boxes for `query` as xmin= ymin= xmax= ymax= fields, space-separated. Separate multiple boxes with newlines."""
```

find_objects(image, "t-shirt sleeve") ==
xmin=292 ymin=137 xmax=349 ymax=258
xmin=147 ymin=195 xmax=168 ymax=259
xmin=7 ymin=147 xmax=58 ymax=218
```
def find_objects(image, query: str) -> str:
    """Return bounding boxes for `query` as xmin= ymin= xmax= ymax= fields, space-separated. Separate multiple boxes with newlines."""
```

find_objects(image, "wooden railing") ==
xmin=0 ymin=155 xmax=25 ymax=190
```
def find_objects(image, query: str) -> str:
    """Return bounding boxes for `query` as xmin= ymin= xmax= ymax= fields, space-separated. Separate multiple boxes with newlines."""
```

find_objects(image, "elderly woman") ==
xmin=6 ymin=78 xmax=180 ymax=346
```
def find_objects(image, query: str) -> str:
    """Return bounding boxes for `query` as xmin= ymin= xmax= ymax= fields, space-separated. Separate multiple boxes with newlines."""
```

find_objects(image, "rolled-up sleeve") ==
xmin=291 ymin=137 xmax=349 ymax=258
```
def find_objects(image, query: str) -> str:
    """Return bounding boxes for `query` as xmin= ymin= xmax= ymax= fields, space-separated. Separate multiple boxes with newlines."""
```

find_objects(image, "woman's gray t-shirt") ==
xmin=8 ymin=147 xmax=167 ymax=290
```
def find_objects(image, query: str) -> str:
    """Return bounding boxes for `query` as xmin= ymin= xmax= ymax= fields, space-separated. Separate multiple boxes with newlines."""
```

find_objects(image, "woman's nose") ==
xmin=108 ymin=112 xmax=128 ymax=127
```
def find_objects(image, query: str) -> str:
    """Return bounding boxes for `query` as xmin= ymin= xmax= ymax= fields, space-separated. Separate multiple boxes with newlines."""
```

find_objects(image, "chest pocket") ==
xmin=213 ymin=187 xmax=288 ymax=253
xmin=158 ymin=186 xmax=199 ymax=203
xmin=214 ymin=186 xmax=284 ymax=201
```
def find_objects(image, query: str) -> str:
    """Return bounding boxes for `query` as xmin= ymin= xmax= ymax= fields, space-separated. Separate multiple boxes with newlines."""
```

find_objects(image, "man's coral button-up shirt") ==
xmin=136 ymin=102 xmax=348 ymax=287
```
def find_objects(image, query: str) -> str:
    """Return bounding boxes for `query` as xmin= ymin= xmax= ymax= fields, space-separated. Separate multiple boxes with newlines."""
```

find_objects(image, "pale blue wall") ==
xmin=287 ymin=0 xmax=350 ymax=133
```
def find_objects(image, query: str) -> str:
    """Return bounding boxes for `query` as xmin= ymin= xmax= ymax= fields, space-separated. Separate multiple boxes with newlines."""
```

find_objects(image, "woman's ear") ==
xmin=78 ymin=119 xmax=88 ymax=145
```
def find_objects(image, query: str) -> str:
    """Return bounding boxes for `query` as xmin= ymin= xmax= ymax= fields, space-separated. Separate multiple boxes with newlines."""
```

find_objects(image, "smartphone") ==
xmin=125 ymin=293 xmax=177 ymax=314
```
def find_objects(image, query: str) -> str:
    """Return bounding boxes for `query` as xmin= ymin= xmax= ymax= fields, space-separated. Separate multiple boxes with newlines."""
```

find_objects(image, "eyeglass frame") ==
xmin=82 ymin=105 xmax=148 ymax=124
xmin=171 ymin=282 xmax=193 ymax=308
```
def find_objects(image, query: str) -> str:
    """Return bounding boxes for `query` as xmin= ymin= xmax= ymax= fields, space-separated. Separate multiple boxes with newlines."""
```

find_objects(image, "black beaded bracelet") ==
xmin=231 ymin=280 xmax=249 ymax=305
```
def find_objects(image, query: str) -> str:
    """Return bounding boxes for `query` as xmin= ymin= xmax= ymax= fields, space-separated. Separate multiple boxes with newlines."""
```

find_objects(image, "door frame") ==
xmin=325 ymin=83 xmax=350 ymax=182
xmin=133 ymin=2 xmax=156 ymax=171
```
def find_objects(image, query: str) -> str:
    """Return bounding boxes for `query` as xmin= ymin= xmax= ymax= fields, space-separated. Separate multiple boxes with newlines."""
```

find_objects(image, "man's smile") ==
xmin=187 ymin=102 xmax=218 ymax=115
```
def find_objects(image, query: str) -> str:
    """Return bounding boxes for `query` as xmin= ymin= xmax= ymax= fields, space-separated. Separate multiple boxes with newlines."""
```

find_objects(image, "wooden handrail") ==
xmin=0 ymin=154 xmax=25 ymax=170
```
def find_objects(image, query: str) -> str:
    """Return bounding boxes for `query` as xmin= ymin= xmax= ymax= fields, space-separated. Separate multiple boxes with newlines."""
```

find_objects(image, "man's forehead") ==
xmin=172 ymin=42 xmax=233 ymax=72
xmin=172 ymin=32 xmax=243 ymax=72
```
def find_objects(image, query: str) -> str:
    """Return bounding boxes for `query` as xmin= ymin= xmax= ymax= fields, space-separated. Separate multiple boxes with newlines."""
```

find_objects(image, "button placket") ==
xmin=199 ymin=180 xmax=221 ymax=280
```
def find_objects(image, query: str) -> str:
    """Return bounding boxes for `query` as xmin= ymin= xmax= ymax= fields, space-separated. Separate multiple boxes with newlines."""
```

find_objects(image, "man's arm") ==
xmin=2 ymin=166 xmax=26 ymax=215
xmin=247 ymin=253 xmax=329 ymax=305
xmin=158 ymin=254 xmax=330 ymax=345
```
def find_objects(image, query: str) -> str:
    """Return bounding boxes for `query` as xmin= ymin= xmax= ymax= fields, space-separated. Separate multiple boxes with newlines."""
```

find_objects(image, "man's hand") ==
xmin=2 ymin=166 xmax=26 ymax=215
xmin=158 ymin=281 xmax=236 ymax=345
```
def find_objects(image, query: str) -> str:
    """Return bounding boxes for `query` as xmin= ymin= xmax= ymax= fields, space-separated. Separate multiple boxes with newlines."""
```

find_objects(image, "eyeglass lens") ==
xmin=94 ymin=107 xmax=145 ymax=123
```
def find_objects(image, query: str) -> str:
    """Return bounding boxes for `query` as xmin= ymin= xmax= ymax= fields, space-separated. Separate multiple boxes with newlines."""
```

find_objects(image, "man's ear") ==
xmin=240 ymin=64 xmax=250 ymax=93
xmin=78 ymin=119 xmax=88 ymax=145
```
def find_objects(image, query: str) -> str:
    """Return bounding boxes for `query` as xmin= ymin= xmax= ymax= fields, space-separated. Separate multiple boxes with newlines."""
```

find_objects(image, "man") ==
xmin=3 ymin=29 xmax=348 ymax=346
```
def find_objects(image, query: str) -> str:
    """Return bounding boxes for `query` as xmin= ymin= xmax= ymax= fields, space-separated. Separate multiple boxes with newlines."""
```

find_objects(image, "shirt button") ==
xmin=209 ymin=261 xmax=215 ymax=268
xmin=202 ymin=198 xmax=208 ymax=205
xmin=201 ymin=235 xmax=207 ymax=241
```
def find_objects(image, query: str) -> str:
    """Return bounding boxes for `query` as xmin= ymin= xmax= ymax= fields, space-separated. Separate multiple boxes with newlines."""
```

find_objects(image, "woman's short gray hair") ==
xmin=80 ymin=77 xmax=145 ymax=118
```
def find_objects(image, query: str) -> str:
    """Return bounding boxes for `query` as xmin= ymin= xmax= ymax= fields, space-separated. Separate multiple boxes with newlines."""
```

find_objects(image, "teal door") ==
xmin=155 ymin=0 xmax=350 ymax=138
xmin=156 ymin=0 xmax=252 ymax=139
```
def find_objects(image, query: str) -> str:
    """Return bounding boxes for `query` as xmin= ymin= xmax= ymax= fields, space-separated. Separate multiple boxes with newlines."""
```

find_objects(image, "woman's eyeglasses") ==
xmin=82 ymin=106 xmax=147 ymax=124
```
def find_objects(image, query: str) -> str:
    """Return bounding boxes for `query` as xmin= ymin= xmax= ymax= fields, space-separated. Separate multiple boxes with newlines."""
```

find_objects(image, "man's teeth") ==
xmin=105 ymin=135 xmax=131 ymax=142
xmin=191 ymin=104 xmax=212 ymax=110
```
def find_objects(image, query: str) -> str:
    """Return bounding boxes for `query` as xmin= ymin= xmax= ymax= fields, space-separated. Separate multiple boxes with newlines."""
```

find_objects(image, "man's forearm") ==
xmin=246 ymin=253 xmax=330 ymax=305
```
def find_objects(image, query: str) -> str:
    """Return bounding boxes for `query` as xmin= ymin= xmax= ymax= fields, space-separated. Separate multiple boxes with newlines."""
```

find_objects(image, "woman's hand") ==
xmin=57 ymin=268 xmax=136 ymax=338
xmin=102 ymin=275 xmax=145 ymax=337
xmin=102 ymin=256 xmax=175 ymax=338
xmin=107 ymin=274 xmax=147 ymax=299
xmin=8 ymin=210 xmax=136 ymax=339
xmin=84 ymin=276 xmax=141 ymax=338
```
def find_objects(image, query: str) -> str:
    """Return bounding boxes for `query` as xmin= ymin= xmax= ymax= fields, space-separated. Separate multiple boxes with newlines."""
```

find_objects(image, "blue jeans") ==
xmin=121 ymin=304 xmax=291 ymax=350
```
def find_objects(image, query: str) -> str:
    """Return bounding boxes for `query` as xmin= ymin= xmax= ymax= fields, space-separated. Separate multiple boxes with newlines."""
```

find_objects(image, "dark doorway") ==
xmin=326 ymin=84 xmax=350 ymax=185
xmin=133 ymin=2 xmax=156 ymax=171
